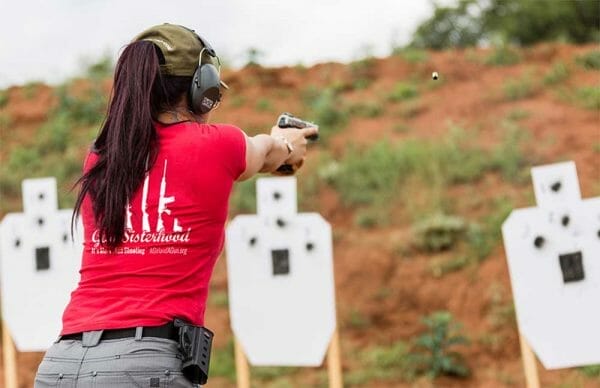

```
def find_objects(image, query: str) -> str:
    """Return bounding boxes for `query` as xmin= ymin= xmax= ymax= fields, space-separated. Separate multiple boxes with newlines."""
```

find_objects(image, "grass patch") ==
xmin=484 ymin=45 xmax=521 ymax=66
xmin=255 ymin=98 xmax=273 ymax=112
xmin=503 ymin=71 xmax=538 ymax=101
xmin=575 ymin=50 xmax=600 ymax=70
xmin=465 ymin=196 xmax=513 ymax=263
xmin=22 ymin=81 xmax=42 ymax=99
xmin=0 ymin=113 xmax=13 ymax=130
xmin=388 ymin=81 xmax=419 ymax=102
xmin=430 ymin=256 xmax=469 ymax=278
xmin=209 ymin=339 xmax=236 ymax=381
xmin=208 ymin=290 xmax=229 ymax=308
xmin=346 ymin=309 xmax=371 ymax=329
xmin=506 ymin=108 xmax=530 ymax=121
xmin=580 ymin=365 xmax=600 ymax=378
xmin=230 ymin=177 xmax=257 ymax=214
xmin=348 ymin=102 xmax=383 ymax=118
xmin=490 ymin=121 xmax=529 ymax=182
xmin=329 ymin=124 xmax=503 ymax=227
xmin=576 ymin=87 xmax=600 ymax=110
xmin=543 ymin=62 xmax=570 ymax=85
xmin=346 ymin=341 xmax=416 ymax=385
xmin=0 ymin=89 xmax=8 ymax=108
xmin=393 ymin=47 xmax=429 ymax=63
xmin=230 ymin=95 xmax=246 ymax=108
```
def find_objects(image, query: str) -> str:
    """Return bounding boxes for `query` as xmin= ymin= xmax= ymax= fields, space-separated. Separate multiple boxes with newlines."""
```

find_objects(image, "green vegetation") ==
xmin=230 ymin=176 xmax=257 ymax=214
xmin=388 ymin=82 xmax=419 ymax=102
xmin=346 ymin=341 xmax=416 ymax=385
xmin=230 ymin=95 xmax=246 ymax=108
xmin=0 ymin=81 xmax=107 ymax=211
xmin=208 ymin=290 xmax=229 ymax=308
xmin=411 ymin=0 xmax=599 ymax=49
xmin=465 ymin=197 xmax=513 ymax=262
xmin=255 ymin=98 xmax=273 ymax=112
xmin=576 ymin=86 xmax=600 ymax=110
xmin=349 ymin=47 xmax=377 ymax=90
xmin=84 ymin=54 xmax=114 ymax=79
xmin=576 ymin=50 xmax=600 ymax=70
xmin=346 ymin=309 xmax=371 ymax=329
xmin=23 ymin=81 xmax=41 ymax=99
xmin=490 ymin=121 xmax=528 ymax=181
xmin=329 ymin=125 xmax=502 ymax=217
xmin=392 ymin=47 xmax=429 ymax=63
xmin=413 ymin=311 xmax=470 ymax=378
xmin=580 ymin=365 xmax=600 ymax=378
xmin=503 ymin=71 xmax=537 ymax=101
xmin=348 ymin=102 xmax=383 ymax=118
xmin=0 ymin=113 xmax=13 ymax=130
xmin=0 ymin=89 xmax=8 ymax=108
xmin=209 ymin=339 xmax=236 ymax=381
xmin=506 ymin=108 xmax=530 ymax=121
xmin=484 ymin=45 xmax=521 ymax=66
xmin=413 ymin=213 xmax=466 ymax=252
xmin=543 ymin=62 xmax=570 ymax=85
xmin=303 ymin=87 xmax=348 ymax=142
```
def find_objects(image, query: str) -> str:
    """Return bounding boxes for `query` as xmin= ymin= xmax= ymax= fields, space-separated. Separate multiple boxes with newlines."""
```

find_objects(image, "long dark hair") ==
xmin=72 ymin=40 xmax=192 ymax=248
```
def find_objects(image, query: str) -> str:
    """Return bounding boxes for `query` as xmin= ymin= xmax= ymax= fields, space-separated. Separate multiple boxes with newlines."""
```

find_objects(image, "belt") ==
xmin=61 ymin=322 xmax=178 ymax=342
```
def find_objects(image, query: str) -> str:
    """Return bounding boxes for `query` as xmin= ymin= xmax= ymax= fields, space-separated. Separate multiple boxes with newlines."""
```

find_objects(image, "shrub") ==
xmin=303 ymin=88 xmax=348 ymax=142
xmin=413 ymin=213 xmax=467 ymax=252
xmin=388 ymin=82 xmax=419 ymax=102
xmin=576 ymin=87 xmax=600 ymax=110
xmin=576 ymin=50 xmax=600 ymax=70
xmin=54 ymin=85 xmax=107 ymax=126
xmin=413 ymin=311 xmax=470 ymax=378
xmin=485 ymin=45 xmax=521 ymax=66
xmin=543 ymin=62 xmax=570 ymax=85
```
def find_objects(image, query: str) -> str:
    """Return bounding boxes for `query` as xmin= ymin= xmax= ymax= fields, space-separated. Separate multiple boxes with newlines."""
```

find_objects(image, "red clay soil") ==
xmin=1 ymin=43 xmax=599 ymax=387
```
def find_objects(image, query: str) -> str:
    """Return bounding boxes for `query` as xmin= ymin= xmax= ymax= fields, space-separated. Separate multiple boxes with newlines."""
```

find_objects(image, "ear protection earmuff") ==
xmin=188 ymin=32 xmax=225 ymax=114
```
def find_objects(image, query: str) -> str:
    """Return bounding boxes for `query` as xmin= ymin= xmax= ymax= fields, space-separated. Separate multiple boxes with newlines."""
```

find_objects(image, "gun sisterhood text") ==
xmin=276 ymin=112 xmax=318 ymax=175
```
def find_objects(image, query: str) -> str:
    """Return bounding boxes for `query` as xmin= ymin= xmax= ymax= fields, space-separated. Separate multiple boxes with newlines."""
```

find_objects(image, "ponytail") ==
xmin=72 ymin=41 xmax=161 ymax=248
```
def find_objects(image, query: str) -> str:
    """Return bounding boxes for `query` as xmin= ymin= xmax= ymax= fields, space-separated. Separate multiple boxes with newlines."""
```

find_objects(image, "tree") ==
xmin=411 ymin=0 xmax=600 ymax=49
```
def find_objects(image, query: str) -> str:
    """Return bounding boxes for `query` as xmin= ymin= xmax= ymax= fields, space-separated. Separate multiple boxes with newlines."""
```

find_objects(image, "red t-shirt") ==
xmin=61 ymin=121 xmax=246 ymax=334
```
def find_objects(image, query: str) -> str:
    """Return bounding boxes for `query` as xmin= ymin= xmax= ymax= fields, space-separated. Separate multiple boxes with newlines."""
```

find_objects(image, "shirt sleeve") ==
xmin=217 ymin=124 xmax=247 ymax=180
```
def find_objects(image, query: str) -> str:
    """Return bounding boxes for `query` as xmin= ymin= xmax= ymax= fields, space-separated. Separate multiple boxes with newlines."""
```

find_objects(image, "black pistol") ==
xmin=276 ymin=113 xmax=318 ymax=175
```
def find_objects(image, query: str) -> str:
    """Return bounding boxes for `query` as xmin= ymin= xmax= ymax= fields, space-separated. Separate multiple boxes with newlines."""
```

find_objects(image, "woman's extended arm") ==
xmin=237 ymin=126 xmax=318 ymax=181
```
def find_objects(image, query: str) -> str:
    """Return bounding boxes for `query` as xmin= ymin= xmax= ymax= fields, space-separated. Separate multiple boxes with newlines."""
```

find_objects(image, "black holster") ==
xmin=174 ymin=318 xmax=214 ymax=385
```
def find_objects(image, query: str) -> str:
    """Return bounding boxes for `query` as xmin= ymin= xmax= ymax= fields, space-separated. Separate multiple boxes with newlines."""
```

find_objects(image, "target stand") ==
xmin=225 ymin=177 xmax=342 ymax=387
xmin=502 ymin=162 xmax=600 ymax=387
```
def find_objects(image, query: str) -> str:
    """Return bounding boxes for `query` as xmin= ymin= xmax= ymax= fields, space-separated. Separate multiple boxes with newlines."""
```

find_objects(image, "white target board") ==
xmin=0 ymin=177 xmax=82 ymax=351
xmin=502 ymin=162 xmax=600 ymax=369
xmin=225 ymin=177 xmax=336 ymax=366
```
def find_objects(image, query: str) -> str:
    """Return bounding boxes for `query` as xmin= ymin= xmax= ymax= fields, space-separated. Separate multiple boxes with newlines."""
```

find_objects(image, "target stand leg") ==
xmin=234 ymin=336 xmax=251 ymax=388
xmin=2 ymin=320 xmax=18 ymax=388
xmin=519 ymin=332 xmax=540 ymax=388
xmin=327 ymin=327 xmax=342 ymax=388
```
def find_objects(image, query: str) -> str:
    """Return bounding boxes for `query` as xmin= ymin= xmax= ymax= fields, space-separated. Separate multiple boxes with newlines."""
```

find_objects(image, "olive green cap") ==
xmin=133 ymin=23 xmax=212 ymax=77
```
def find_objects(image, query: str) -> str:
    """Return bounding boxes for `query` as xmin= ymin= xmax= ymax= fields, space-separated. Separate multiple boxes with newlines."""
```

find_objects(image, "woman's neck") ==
xmin=156 ymin=108 xmax=206 ymax=124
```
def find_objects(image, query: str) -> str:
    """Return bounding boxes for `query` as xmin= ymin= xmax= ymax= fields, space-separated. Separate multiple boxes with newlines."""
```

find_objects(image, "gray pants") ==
xmin=34 ymin=329 xmax=198 ymax=387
